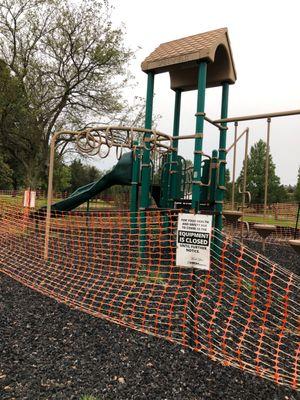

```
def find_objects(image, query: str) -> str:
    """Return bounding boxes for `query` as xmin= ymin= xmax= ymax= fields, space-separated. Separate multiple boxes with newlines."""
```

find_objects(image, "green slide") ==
xmin=50 ymin=151 xmax=133 ymax=212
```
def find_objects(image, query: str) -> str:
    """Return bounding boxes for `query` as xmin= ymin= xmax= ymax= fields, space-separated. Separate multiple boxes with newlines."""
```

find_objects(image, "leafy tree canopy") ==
xmin=68 ymin=159 xmax=102 ymax=193
xmin=0 ymin=153 xmax=13 ymax=189
xmin=0 ymin=0 xmax=133 ymax=188
xmin=0 ymin=60 xmax=39 ymax=187
xmin=236 ymin=139 xmax=288 ymax=204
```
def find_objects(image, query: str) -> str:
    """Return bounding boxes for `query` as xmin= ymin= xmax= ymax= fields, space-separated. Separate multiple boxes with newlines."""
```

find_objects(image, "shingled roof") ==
xmin=141 ymin=28 xmax=236 ymax=90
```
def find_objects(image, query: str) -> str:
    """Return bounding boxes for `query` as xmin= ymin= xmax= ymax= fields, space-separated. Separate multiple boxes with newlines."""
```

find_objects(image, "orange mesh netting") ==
xmin=224 ymin=220 xmax=299 ymax=244
xmin=0 ymin=201 xmax=299 ymax=390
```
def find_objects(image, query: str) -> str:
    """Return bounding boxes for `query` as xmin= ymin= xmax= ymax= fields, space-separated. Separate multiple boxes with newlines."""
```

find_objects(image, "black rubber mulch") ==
xmin=244 ymin=239 xmax=299 ymax=275
xmin=0 ymin=238 xmax=300 ymax=400
xmin=1 ymin=252 xmax=300 ymax=400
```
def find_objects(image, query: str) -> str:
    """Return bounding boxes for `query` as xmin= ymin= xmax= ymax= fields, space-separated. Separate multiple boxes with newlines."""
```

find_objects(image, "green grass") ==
xmin=0 ymin=194 xmax=111 ymax=210
xmin=0 ymin=194 xmax=296 ymax=228
xmin=0 ymin=194 xmax=59 ymax=208
xmin=243 ymin=215 xmax=296 ymax=228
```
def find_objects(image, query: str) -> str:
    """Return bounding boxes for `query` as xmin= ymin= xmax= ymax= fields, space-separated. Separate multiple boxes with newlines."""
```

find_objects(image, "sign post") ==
xmin=23 ymin=189 xmax=36 ymax=209
xmin=176 ymin=212 xmax=212 ymax=347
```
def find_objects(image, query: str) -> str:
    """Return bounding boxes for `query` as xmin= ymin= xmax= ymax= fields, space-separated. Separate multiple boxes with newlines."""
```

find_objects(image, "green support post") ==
xmin=130 ymin=141 xmax=140 ymax=231
xmin=189 ymin=62 xmax=207 ymax=348
xmin=130 ymin=141 xmax=140 ymax=213
xmin=209 ymin=150 xmax=219 ymax=203
xmin=140 ymin=72 xmax=155 ymax=263
xmin=140 ymin=72 xmax=155 ymax=210
xmin=199 ymin=159 xmax=210 ymax=202
xmin=192 ymin=62 xmax=207 ymax=211
xmin=215 ymin=82 xmax=229 ymax=231
xmin=169 ymin=89 xmax=182 ymax=207
xmin=209 ymin=149 xmax=219 ymax=230
xmin=160 ymin=156 xmax=171 ymax=208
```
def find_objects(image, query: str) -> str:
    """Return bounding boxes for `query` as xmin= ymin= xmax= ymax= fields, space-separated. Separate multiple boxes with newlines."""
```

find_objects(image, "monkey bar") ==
xmin=218 ymin=108 xmax=300 ymax=248
xmin=214 ymin=108 xmax=300 ymax=124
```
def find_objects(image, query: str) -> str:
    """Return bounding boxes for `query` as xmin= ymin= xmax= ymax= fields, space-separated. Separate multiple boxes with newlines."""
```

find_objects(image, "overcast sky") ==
xmin=104 ymin=0 xmax=300 ymax=185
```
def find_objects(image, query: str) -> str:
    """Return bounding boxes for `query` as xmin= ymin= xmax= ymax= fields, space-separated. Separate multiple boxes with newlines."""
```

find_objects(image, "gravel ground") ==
xmin=1 ymin=241 xmax=300 ymax=400
xmin=244 ymin=240 xmax=300 ymax=274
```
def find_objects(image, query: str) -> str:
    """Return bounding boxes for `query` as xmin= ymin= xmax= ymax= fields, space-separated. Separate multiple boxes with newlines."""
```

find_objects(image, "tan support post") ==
xmin=231 ymin=122 xmax=238 ymax=210
xmin=264 ymin=118 xmax=271 ymax=220
xmin=240 ymin=129 xmax=249 ymax=241
xmin=44 ymin=131 xmax=60 ymax=260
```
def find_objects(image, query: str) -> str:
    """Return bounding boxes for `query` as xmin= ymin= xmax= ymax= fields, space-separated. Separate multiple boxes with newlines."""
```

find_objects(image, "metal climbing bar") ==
xmin=214 ymin=108 xmax=300 ymax=123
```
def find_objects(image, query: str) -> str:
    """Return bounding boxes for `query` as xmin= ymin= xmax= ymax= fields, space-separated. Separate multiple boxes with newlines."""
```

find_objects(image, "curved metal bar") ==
xmin=44 ymin=125 xmax=174 ymax=259
xmin=242 ymin=221 xmax=250 ymax=238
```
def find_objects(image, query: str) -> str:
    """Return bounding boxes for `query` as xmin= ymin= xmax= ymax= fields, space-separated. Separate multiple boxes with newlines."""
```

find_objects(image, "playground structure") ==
xmin=44 ymin=29 xmax=237 ymax=259
xmin=43 ymin=28 xmax=300 ymax=254
xmin=1 ymin=28 xmax=300 ymax=391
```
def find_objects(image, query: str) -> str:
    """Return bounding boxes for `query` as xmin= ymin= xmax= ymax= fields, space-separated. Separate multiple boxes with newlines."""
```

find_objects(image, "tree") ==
xmin=0 ymin=153 xmax=13 ymax=189
xmin=53 ymin=158 xmax=71 ymax=193
xmin=68 ymin=159 xmax=102 ymax=192
xmin=0 ymin=0 xmax=133 ymax=188
xmin=236 ymin=140 xmax=288 ymax=204
xmin=69 ymin=160 xmax=88 ymax=192
xmin=0 ymin=60 xmax=38 ymax=188
xmin=295 ymin=167 xmax=300 ymax=202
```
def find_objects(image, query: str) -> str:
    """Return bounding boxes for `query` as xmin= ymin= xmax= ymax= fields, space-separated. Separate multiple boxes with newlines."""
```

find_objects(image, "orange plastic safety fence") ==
xmin=224 ymin=220 xmax=299 ymax=243
xmin=0 ymin=201 xmax=299 ymax=391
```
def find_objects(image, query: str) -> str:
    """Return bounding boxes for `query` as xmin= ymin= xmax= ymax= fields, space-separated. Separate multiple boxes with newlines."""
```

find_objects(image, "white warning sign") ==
xmin=176 ymin=213 xmax=212 ymax=270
